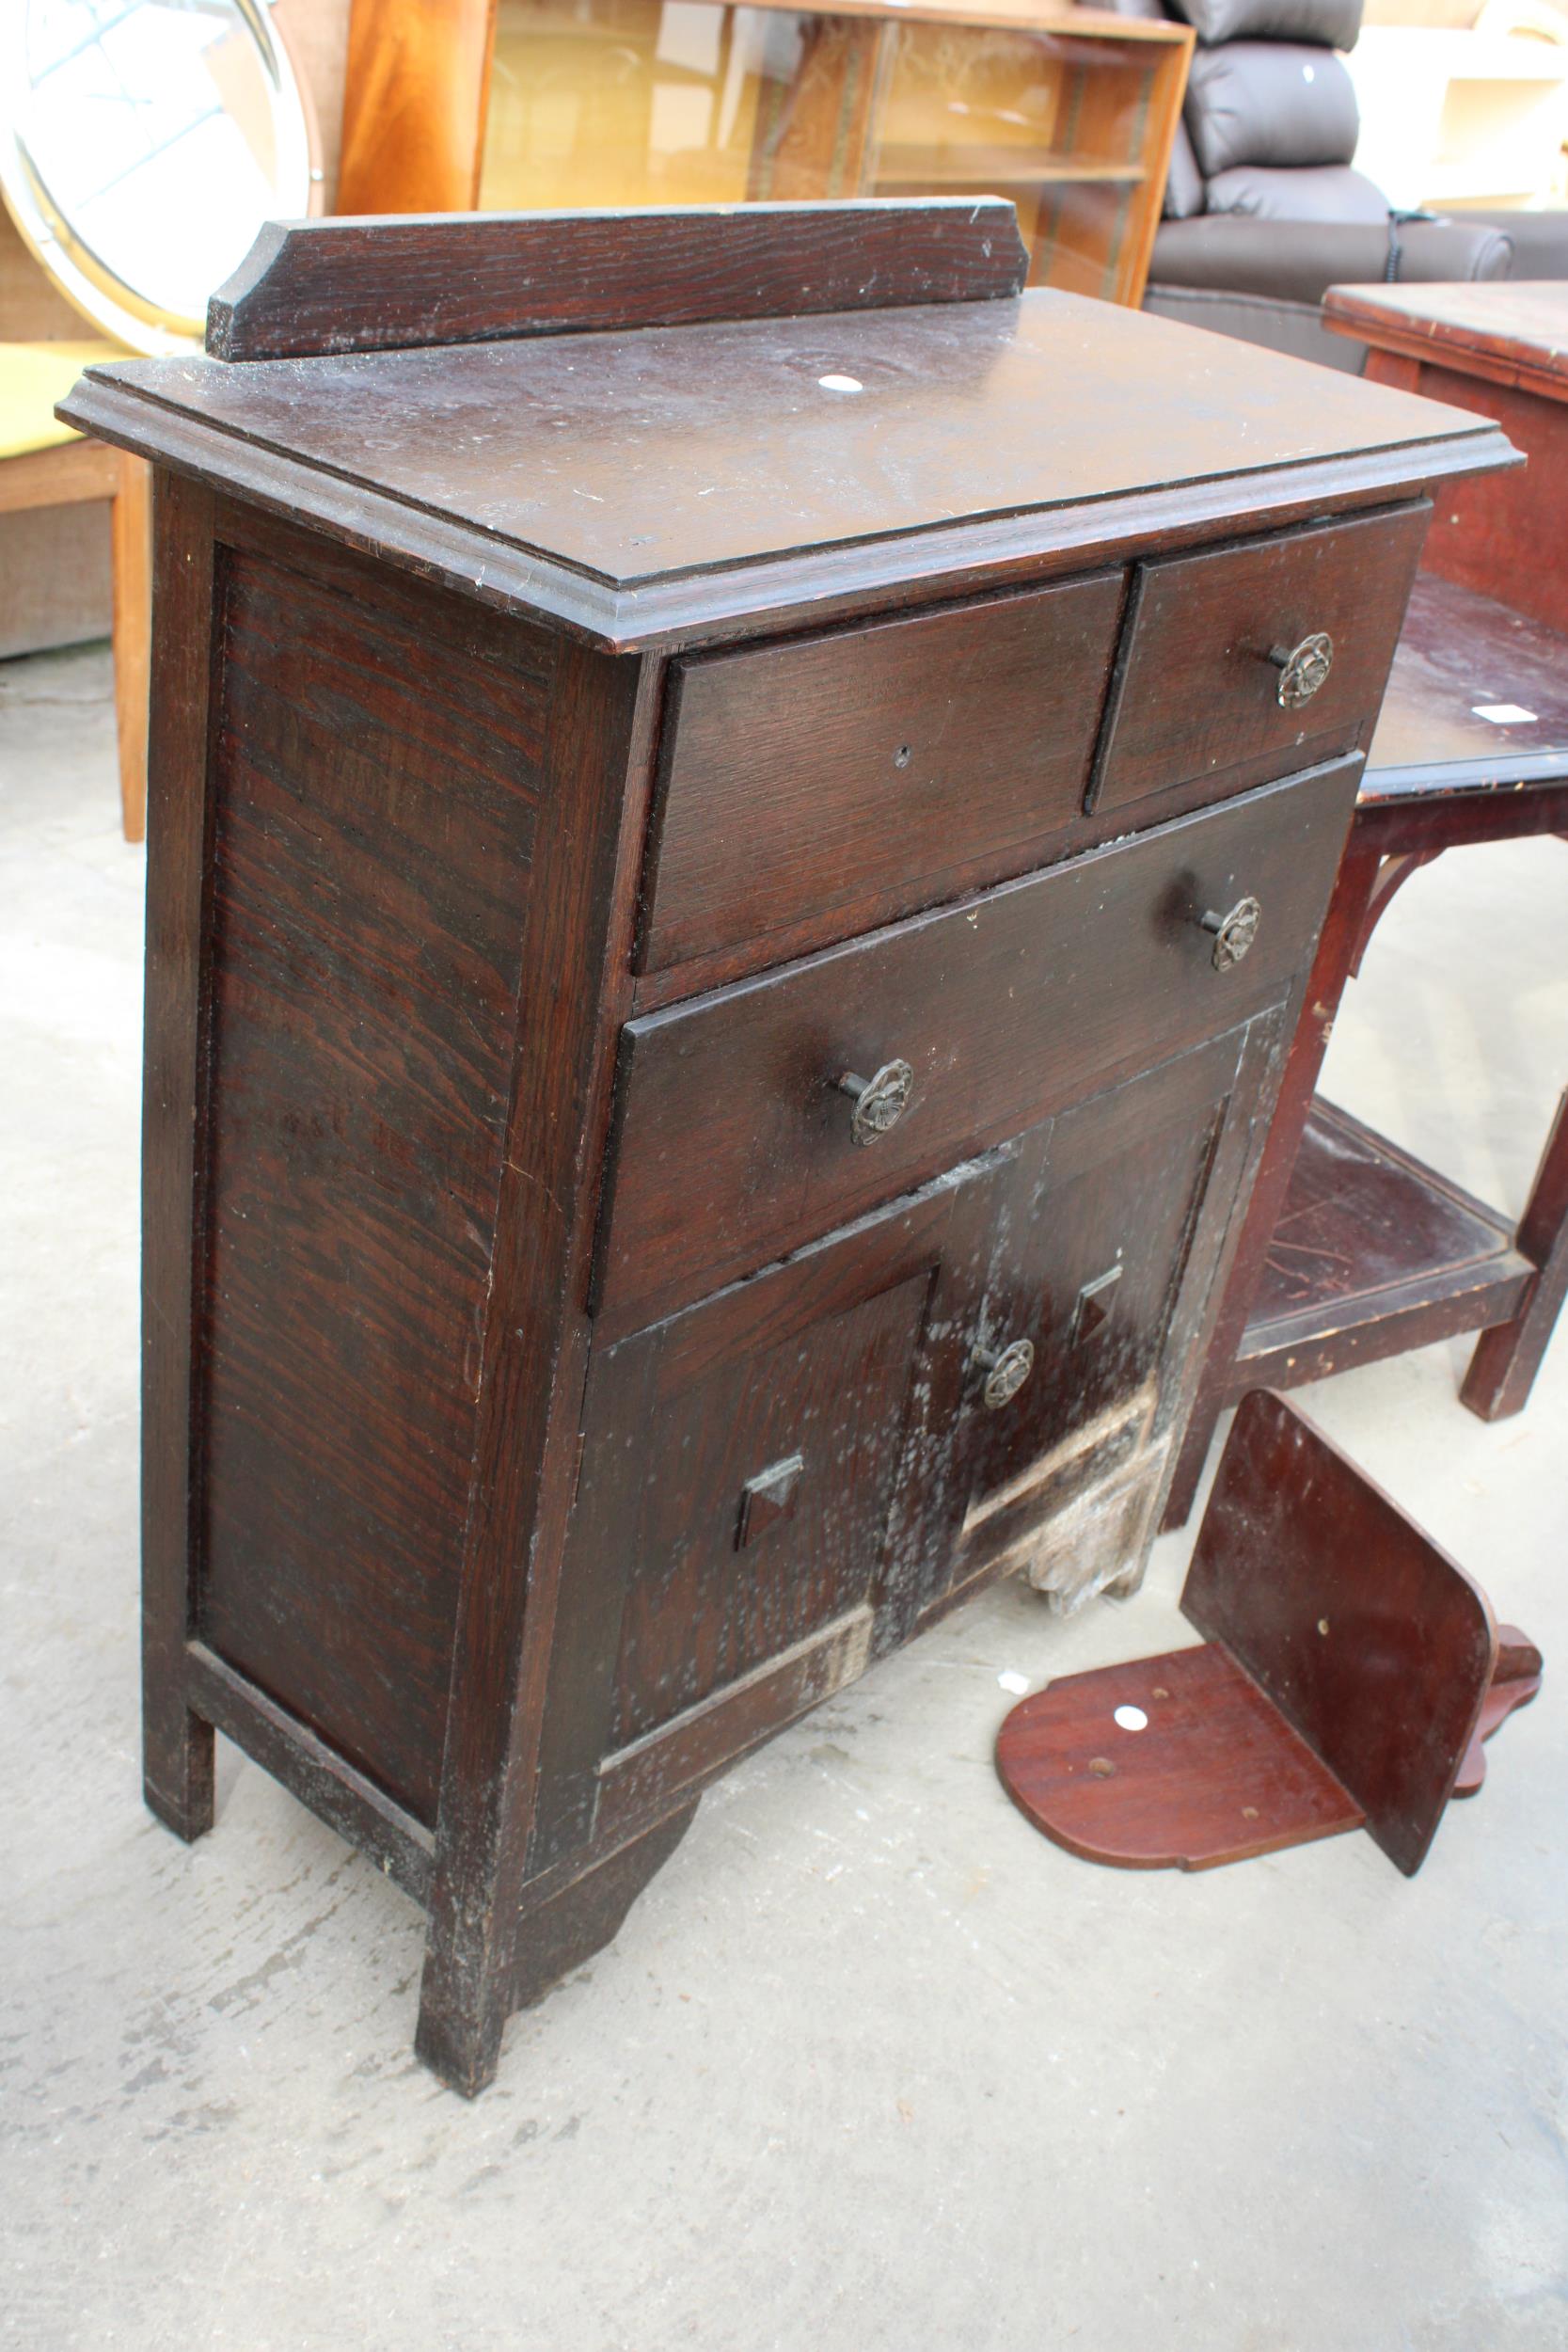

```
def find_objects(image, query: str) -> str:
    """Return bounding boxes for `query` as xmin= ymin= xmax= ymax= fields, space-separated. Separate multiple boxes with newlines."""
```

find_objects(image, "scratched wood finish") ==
xmin=1323 ymin=279 xmax=1568 ymax=408
xmin=207 ymin=200 xmax=1029 ymax=360
xmin=61 ymin=247 xmax=1509 ymax=654
xmin=997 ymin=1640 xmax=1367 ymax=1870
xmin=528 ymin=1170 xmax=1001 ymax=1876
xmin=414 ymin=634 xmax=656 ymax=2095
xmin=1237 ymin=1101 xmax=1534 ymax=1390
xmin=196 ymin=531 xmax=556 ymax=1822
xmin=116 ymin=204 xmax=1497 ymax=2093
xmin=1184 ymin=1392 xmax=1497 ymax=1876
xmin=606 ymin=1268 xmax=922 ymax=1747
xmin=641 ymin=571 xmax=1124 ymax=971
xmin=140 ymin=470 xmax=220 ymax=1847
xmin=1368 ymin=574 xmax=1568 ymax=789
xmin=958 ymin=1040 xmax=1235 ymax=1531
xmin=1001 ymin=1392 xmax=1536 ymax=1874
xmin=1165 ymin=598 xmax=1568 ymax=1533
xmin=946 ymin=1015 xmax=1290 ymax=1613
xmin=598 ymin=760 xmax=1359 ymax=1337
xmin=1090 ymin=505 xmax=1430 ymax=817
xmin=1363 ymin=368 xmax=1568 ymax=643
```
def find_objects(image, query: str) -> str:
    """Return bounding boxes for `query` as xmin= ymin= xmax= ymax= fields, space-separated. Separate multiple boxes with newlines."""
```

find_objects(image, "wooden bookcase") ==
xmin=341 ymin=0 xmax=1192 ymax=305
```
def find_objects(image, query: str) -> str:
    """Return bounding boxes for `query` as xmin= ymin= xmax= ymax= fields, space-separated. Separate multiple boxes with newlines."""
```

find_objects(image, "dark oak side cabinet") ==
xmin=60 ymin=202 xmax=1511 ymax=2093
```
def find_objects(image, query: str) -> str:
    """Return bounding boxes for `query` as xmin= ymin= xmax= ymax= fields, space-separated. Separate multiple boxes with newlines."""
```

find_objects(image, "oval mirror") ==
xmin=0 ymin=0 xmax=319 ymax=356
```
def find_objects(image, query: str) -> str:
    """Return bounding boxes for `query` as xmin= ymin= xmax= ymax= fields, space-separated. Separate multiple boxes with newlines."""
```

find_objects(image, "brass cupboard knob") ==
xmin=1199 ymin=895 xmax=1262 ymax=973
xmin=836 ymin=1058 xmax=914 ymax=1146
xmin=974 ymin=1337 xmax=1036 ymax=1410
xmin=1268 ymin=631 xmax=1333 ymax=708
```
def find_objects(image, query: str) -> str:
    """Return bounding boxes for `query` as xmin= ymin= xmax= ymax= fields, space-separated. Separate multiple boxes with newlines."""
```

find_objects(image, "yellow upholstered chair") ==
xmin=0 ymin=341 xmax=150 ymax=842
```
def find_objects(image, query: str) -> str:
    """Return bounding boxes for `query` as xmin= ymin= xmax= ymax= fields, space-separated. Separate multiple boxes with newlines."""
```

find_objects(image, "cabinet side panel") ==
xmin=197 ymin=538 xmax=555 ymax=1824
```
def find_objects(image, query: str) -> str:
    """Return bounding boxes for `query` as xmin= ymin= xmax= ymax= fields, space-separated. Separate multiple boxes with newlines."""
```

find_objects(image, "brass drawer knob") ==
xmin=836 ymin=1058 xmax=914 ymax=1146
xmin=1199 ymin=895 xmax=1262 ymax=973
xmin=1268 ymin=631 xmax=1334 ymax=708
xmin=974 ymin=1336 xmax=1036 ymax=1410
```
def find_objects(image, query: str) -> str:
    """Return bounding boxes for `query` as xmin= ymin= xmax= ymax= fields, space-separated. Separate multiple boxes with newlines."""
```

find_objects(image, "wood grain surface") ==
xmin=1368 ymin=573 xmax=1568 ymax=789
xmin=1184 ymin=1393 xmax=1497 ymax=1877
xmin=207 ymin=201 xmax=1029 ymax=360
xmin=197 ymin=533 xmax=556 ymax=1824
xmin=643 ymin=572 xmax=1124 ymax=971
xmin=1355 ymin=356 xmax=1568 ymax=640
xmin=120 ymin=204 xmax=1519 ymax=2091
xmin=140 ymin=471 xmax=220 ymax=1846
xmin=997 ymin=1639 xmax=1366 ymax=1869
xmin=596 ymin=761 xmax=1359 ymax=1336
xmin=1240 ymin=1100 xmax=1533 ymax=1380
xmin=1091 ymin=506 xmax=1429 ymax=816
xmin=1324 ymin=278 xmax=1568 ymax=405
xmin=528 ymin=1168 xmax=1002 ymax=1872
xmin=60 ymin=285 xmax=1512 ymax=650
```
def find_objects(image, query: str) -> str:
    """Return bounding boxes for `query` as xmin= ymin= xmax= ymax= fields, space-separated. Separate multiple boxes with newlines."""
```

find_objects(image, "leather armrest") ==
xmin=1436 ymin=208 xmax=1568 ymax=280
xmin=1150 ymin=215 xmax=1514 ymax=308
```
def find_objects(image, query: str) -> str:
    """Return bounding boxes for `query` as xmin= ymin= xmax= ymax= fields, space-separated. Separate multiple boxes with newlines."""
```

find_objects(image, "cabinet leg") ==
xmin=1161 ymin=1399 xmax=1222 ymax=1533
xmin=143 ymin=1695 xmax=214 ymax=1843
xmin=414 ymin=1948 xmax=509 ymax=2103
xmin=1462 ymin=1088 xmax=1568 ymax=1422
xmin=415 ymin=1802 xmax=699 ymax=2097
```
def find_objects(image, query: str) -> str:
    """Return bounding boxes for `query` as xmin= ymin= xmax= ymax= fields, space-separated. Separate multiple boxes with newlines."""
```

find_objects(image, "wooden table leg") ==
xmin=1461 ymin=1085 xmax=1568 ymax=1421
xmin=1347 ymin=849 xmax=1439 ymax=977
xmin=110 ymin=452 xmax=151 ymax=844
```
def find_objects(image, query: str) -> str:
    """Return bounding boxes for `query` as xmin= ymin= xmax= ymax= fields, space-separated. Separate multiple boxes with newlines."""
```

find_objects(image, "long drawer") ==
xmin=594 ymin=757 xmax=1359 ymax=1336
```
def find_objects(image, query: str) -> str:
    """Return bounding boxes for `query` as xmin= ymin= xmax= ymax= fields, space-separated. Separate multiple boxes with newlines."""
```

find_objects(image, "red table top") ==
xmin=1324 ymin=278 xmax=1568 ymax=405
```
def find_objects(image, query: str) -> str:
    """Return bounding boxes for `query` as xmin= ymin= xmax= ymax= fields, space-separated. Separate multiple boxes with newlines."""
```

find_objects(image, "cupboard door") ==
xmin=946 ymin=1017 xmax=1286 ymax=1612
xmin=527 ymin=1159 xmax=1004 ymax=1875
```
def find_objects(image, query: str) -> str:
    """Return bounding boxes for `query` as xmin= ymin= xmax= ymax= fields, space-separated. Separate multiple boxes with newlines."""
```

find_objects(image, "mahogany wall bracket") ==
xmin=998 ymin=1391 xmax=1542 ymax=1875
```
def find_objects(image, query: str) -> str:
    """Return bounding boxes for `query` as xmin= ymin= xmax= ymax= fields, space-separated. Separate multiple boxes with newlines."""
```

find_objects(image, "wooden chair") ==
xmin=0 ymin=341 xmax=150 ymax=842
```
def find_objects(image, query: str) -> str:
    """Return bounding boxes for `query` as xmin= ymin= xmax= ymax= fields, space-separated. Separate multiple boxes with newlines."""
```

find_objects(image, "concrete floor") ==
xmin=3 ymin=641 xmax=1565 ymax=2352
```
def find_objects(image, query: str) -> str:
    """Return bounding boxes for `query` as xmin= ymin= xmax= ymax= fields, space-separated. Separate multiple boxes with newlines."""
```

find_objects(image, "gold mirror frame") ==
xmin=0 ymin=0 xmax=321 ymax=356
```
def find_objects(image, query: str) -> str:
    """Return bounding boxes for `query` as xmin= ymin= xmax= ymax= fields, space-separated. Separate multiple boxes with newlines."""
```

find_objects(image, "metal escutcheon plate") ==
xmin=1205 ymin=895 xmax=1262 ymax=974
xmin=1273 ymin=630 xmax=1334 ymax=709
xmin=844 ymin=1058 xmax=914 ymax=1146
xmin=981 ymin=1338 xmax=1035 ymax=1409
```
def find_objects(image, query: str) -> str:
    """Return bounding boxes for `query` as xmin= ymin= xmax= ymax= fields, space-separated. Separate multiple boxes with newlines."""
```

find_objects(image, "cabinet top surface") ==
xmin=67 ymin=286 xmax=1510 ymax=648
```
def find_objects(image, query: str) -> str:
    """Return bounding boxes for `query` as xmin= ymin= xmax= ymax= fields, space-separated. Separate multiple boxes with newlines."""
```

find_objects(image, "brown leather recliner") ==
xmin=1111 ymin=0 xmax=1568 ymax=371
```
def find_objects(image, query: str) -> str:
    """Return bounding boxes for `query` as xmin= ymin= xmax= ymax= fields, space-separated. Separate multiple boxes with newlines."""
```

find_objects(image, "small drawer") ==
xmin=1089 ymin=503 xmax=1428 ymax=820
xmin=594 ymin=757 xmax=1359 ymax=1337
xmin=640 ymin=573 xmax=1125 ymax=973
